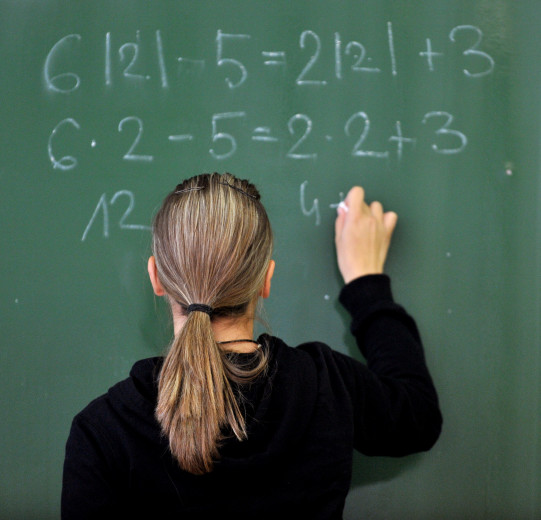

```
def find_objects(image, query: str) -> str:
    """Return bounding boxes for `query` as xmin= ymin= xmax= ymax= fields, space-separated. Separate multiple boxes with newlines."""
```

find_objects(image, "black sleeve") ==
xmin=338 ymin=275 xmax=442 ymax=456
xmin=61 ymin=413 xmax=123 ymax=519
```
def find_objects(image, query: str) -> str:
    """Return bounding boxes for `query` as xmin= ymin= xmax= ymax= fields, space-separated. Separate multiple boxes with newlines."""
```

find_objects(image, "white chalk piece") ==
xmin=338 ymin=201 xmax=349 ymax=212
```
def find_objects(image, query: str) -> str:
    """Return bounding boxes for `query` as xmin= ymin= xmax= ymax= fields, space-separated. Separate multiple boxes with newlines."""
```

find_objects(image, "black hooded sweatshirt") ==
xmin=62 ymin=275 xmax=442 ymax=520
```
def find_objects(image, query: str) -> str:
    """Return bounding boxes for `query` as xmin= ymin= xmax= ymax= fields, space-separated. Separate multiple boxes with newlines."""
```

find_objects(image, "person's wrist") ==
xmin=342 ymin=267 xmax=383 ymax=284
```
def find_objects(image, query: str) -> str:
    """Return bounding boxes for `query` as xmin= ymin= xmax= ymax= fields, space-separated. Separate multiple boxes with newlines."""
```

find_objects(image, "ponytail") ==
xmin=156 ymin=310 xmax=247 ymax=475
xmin=151 ymin=173 xmax=273 ymax=475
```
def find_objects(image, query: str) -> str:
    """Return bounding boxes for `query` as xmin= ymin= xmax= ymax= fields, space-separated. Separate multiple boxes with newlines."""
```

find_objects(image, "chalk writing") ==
xmin=335 ymin=32 xmax=382 ymax=79
xmin=41 ymin=22 xmax=495 ymax=239
xmin=155 ymin=30 xmax=168 ymax=88
xmin=422 ymin=112 xmax=467 ymax=154
xmin=287 ymin=114 xmax=317 ymax=159
xmin=387 ymin=22 xmax=397 ymax=76
xmin=120 ymin=32 xmax=144 ymax=80
xmin=328 ymin=193 xmax=346 ymax=211
xmin=43 ymin=25 xmax=494 ymax=92
xmin=419 ymin=39 xmax=444 ymax=72
xmin=262 ymin=51 xmax=286 ymax=67
xmin=301 ymin=185 xmax=349 ymax=226
xmin=81 ymin=191 xmax=151 ymax=241
xmin=48 ymin=118 xmax=80 ymax=170
xmin=252 ymin=127 xmax=278 ymax=143
xmin=296 ymin=31 xmax=327 ymax=86
xmin=210 ymin=112 xmax=246 ymax=159
xmin=345 ymin=112 xmax=388 ymax=159
xmin=105 ymin=32 xmax=112 ymax=85
xmin=449 ymin=25 xmax=494 ymax=78
xmin=118 ymin=117 xmax=154 ymax=162
xmin=216 ymin=30 xmax=250 ymax=88
xmin=389 ymin=121 xmax=417 ymax=161
xmin=48 ymin=109 xmax=468 ymax=168
xmin=44 ymin=34 xmax=81 ymax=93
xmin=300 ymin=181 xmax=321 ymax=226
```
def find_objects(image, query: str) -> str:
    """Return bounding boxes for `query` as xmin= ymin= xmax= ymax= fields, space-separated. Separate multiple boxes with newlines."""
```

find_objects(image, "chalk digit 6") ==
xmin=48 ymin=118 xmax=81 ymax=170
xmin=44 ymin=34 xmax=82 ymax=93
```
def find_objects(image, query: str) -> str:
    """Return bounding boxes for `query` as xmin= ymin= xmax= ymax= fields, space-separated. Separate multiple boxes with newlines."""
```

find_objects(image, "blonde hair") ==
xmin=151 ymin=173 xmax=273 ymax=475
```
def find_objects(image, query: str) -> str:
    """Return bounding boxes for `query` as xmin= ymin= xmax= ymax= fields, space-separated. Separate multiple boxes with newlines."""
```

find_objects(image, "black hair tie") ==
xmin=186 ymin=304 xmax=213 ymax=316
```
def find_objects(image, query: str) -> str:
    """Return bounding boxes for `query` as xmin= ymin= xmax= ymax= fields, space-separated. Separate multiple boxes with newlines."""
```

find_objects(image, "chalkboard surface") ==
xmin=1 ymin=1 xmax=540 ymax=518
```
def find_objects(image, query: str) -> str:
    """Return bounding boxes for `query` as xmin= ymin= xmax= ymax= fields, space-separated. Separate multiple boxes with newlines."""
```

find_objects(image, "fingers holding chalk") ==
xmin=334 ymin=185 xmax=397 ymax=283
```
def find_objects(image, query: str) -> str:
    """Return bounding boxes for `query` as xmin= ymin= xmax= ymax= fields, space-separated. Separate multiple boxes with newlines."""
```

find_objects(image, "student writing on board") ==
xmin=61 ymin=172 xmax=442 ymax=519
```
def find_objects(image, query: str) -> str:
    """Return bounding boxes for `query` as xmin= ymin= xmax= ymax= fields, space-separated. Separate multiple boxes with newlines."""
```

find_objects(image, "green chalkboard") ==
xmin=1 ymin=1 xmax=540 ymax=518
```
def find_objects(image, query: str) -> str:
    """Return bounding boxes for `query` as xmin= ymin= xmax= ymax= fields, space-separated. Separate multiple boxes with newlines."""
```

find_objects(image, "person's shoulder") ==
xmin=266 ymin=335 xmax=363 ymax=405
xmin=295 ymin=340 xmax=337 ymax=362
xmin=295 ymin=340 xmax=361 ymax=375
xmin=265 ymin=334 xmax=356 ymax=375
xmin=74 ymin=357 xmax=161 ymax=424
xmin=130 ymin=356 xmax=163 ymax=377
xmin=264 ymin=334 xmax=329 ymax=361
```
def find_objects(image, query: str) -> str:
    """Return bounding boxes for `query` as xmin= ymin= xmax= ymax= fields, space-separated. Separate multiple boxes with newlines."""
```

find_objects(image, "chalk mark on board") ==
xmin=419 ymin=38 xmax=444 ymax=72
xmin=118 ymin=117 xmax=154 ymax=162
xmin=449 ymin=25 xmax=495 ymax=78
xmin=287 ymin=114 xmax=317 ymax=160
xmin=329 ymin=193 xmax=346 ymax=211
xmin=300 ymin=181 xmax=321 ymax=226
xmin=168 ymin=134 xmax=194 ymax=142
xmin=44 ymin=34 xmax=82 ymax=93
xmin=48 ymin=117 xmax=80 ymax=170
xmin=422 ymin=111 xmax=467 ymax=155
xmin=252 ymin=127 xmax=278 ymax=143
xmin=82 ymin=190 xmax=151 ymax=242
xmin=388 ymin=121 xmax=417 ymax=161
xmin=262 ymin=51 xmax=286 ymax=67
xmin=387 ymin=22 xmax=397 ymax=76
xmin=296 ymin=30 xmax=327 ymax=86
xmin=177 ymin=57 xmax=206 ymax=72
xmin=155 ymin=30 xmax=169 ymax=88
xmin=119 ymin=31 xmax=150 ymax=81
xmin=216 ymin=30 xmax=251 ymax=89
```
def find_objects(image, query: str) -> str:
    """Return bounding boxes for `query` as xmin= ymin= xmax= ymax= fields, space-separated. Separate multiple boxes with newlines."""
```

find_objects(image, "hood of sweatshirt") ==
xmin=105 ymin=334 xmax=319 ymax=473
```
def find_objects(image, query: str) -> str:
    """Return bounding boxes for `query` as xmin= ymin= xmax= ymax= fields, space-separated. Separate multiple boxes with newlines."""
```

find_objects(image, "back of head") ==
xmin=152 ymin=172 xmax=273 ymax=313
xmin=151 ymin=173 xmax=273 ymax=474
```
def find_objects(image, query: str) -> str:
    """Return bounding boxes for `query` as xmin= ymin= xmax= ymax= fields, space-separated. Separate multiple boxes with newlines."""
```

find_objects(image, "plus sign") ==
xmin=419 ymin=38 xmax=444 ymax=72
xmin=389 ymin=121 xmax=416 ymax=161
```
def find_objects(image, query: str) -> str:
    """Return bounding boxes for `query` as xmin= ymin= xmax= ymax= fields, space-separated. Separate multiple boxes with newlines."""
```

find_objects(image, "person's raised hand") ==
xmin=334 ymin=186 xmax=398 ymax=284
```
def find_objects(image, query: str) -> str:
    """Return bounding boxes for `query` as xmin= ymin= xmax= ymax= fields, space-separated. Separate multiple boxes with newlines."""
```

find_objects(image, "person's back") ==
xmin=62 ymin=173 xmax=442 ymax=519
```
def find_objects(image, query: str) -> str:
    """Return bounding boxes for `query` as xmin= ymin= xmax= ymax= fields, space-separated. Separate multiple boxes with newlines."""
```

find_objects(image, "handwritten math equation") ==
xmin=44 ymin=25 xmax=494 ymax=93
xmin=80 ymin=182 xmax=338 ymax=241
xmin=49 ymin=110 xmax=468 ymax=172
xmin=42 ymin=24 xmax=496 ymax=239
xmin=45 ymin=24 xmax=494 ymax=170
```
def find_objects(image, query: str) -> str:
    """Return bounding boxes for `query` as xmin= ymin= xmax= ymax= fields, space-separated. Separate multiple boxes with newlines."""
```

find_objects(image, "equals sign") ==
xmin=252 ymin=127 xmax=278 ymax=143
xmin=262 ymin=51 xmax=286 ymax=67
